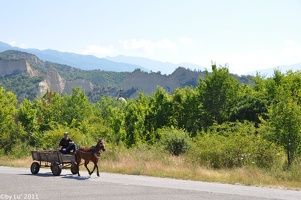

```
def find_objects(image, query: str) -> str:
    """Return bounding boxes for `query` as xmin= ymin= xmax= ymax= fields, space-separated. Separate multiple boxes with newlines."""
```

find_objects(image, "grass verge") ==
xmin=1 ymin=146 xmax=300 ymax=190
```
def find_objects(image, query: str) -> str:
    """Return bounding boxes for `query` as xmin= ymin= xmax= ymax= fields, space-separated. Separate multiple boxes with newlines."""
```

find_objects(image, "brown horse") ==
xmin=75 ymin=138 xmax=106 ymax=176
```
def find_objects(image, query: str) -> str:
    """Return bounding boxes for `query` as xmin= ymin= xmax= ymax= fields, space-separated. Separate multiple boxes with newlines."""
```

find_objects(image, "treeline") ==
xmin=47 ymin=62 xmax=127 ymax=88
xmin=0 ymin=72 xmax=44 ymax=101
xmin=1 ymin=64 xmax=301 ymax=170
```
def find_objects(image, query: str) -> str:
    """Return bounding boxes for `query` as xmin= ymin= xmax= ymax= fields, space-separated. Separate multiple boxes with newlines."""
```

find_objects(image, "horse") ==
xmin=75 ymin=138 xmax=106 ymax=177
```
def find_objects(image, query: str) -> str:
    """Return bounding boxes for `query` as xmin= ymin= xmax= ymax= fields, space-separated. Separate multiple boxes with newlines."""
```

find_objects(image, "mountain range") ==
xmin=0 ymin=50 xmax=221 ymax=102
xmin=1 ymin=41 xmax=301 ymax=77
xmin=0 ymin=41 xmax=205 ymax=75
xmin=105 ymin=55 xmax=206 ymax=75
xmin=246 ymin=63 xmax=301 ymax=77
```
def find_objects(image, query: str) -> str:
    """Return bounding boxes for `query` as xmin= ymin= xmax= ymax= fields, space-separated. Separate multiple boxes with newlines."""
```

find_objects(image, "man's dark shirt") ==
xmin=59 ymin=138 xmax=73 ymax=148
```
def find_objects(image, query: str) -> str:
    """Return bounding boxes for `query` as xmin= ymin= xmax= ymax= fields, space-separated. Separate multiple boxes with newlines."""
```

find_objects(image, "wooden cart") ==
xmin=30 ymin=150 xmax=78 ymax=176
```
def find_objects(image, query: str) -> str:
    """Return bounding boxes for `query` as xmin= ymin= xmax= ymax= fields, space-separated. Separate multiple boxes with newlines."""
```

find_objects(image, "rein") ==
xmin=77 ymin=149 xmax=99 ymax=154
xmin=77 ymin=147 xmax=103 ymax=157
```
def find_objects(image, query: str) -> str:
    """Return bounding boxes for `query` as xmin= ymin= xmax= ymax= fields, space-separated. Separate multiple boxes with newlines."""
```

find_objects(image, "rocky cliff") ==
xmin=0 ymin=51 xmax=94 ymax=98
xmin=0 ymin=59 xmax=39 ymax=77
xmin=0 ymin=50 xmax=209 ymax=101
xmin=64 ymin=78 xmax=93 ymax=94
xmin=123 ymin=67 xmax=204 ymax=98
xmin=37 ymin=66 xmax=65 ymax=96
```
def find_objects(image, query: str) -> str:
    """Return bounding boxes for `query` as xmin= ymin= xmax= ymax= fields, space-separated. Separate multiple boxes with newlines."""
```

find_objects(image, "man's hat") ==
xmin=64 ymin=132 xmax=68 ymax=135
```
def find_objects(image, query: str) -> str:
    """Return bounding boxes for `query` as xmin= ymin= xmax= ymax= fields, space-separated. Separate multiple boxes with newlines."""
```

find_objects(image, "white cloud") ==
xmin=119 ymin=39 xmax=154 ymax=53
xmin=9 ymin=41 xmax=27 ymax=48
xmin=156 ymin=39 xmax=178 ymax=51
xmin=9 ymin=41 xmax=17 ymax=46
xmin=82 ymin=44 xmax=114 ymax=57
xmin=179 ymin=37 xmax=193 ymax=44
xmin=284 ymin=39 xmax=295 ymax=46
xmin=193 ymin=41 xmax=301 ymax=75
xmin=119 ymin=38 xmax=179 ymax=53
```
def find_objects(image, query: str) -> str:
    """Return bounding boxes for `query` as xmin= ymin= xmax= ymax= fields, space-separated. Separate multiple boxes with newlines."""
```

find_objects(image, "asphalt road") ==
xmin=0 ymin=166 xmax=300 ymax=200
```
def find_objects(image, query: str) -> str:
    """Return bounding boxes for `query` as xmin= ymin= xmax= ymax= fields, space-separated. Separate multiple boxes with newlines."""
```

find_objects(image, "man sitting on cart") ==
xmin=59 ymin=132 xmax=77 ymax=154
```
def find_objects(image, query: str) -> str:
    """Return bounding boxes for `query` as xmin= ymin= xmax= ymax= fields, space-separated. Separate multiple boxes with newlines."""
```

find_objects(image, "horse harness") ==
xmin=77 ymin=146 xmax=102 ymax=158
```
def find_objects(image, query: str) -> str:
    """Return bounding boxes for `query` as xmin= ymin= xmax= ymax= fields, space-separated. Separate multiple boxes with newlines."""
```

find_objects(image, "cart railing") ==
xmin=31 ymin=150 xmax=61 ymax=163
xmin=30 ymin=150 xmax=77 ymax=176
xmin=31 ymin=150 xmax=75 ymax=164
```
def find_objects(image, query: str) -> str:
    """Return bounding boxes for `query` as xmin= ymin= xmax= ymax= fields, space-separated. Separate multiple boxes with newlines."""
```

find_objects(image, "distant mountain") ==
xmin=246 ymin=62 xmax=301 ymax=77
xmin=2 ymin=41 xmax=301 ymax=77
xmin=0 ymin=41 xmax=205 ymax=75
xmin=0 ymin=41 xmax=12 ymax=51
xmin=0 ymin=50 xmax=255 ymax=102
xmin=0 ymin=41 xmax=148 ymax=72
xmin=105 ymin=55 xmax=206 ymax=75
xmin=0 ymin=50 xmax=127 ymax=102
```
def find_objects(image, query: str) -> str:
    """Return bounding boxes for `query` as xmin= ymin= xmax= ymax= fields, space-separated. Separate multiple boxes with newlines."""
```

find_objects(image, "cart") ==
xmin=30 ymin=150 xmax=78 ymax=176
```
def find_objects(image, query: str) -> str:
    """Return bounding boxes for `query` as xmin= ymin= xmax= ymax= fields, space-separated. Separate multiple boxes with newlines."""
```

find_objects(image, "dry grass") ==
xmin=1 ymin=148 xmax=301 ymax=190
xmin=98 ymin=148 xmax=301 ymax=190
xmin=0 ymin=156 xmax=33 ymax=167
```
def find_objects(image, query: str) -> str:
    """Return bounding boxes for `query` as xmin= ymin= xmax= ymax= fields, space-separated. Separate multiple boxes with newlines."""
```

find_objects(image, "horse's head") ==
xmin=97 ymin=138 xmax=106 ymax=152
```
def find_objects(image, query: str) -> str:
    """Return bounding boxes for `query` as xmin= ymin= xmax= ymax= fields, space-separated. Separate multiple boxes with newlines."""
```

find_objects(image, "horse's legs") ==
xmin=96 ymin=163 xmax=99 ymax=177
xmin=84 ymin=161 xmax=91 ymax=175
xmin=76 ymin=158 xmax=81 ymax=176
xmin=90 ymin=160 xmax=99 ymax=176
xmin=90 ymin=162 xmax=96 ymax=175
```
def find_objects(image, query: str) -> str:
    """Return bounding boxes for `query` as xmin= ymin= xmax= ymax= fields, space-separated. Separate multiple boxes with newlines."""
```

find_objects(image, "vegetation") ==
xmin=0 ymin=72 xmax=44 ymax=101
xmin=0 ymin=50 xmax=127 ymax=103
xmin=47 ymin=61 xmax=127 ymax=88
xmin=1 ymin=64 xmax=301 ymax=189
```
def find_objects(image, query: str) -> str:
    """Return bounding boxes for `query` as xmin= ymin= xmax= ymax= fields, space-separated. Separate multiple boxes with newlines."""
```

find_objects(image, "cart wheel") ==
xmin=51 ymin=163 xmax=62 ymax=176
xmin=71 ymin=163 xmax=78 ymax=174
xmin=30 ymin=162 xmax=40 ymax=174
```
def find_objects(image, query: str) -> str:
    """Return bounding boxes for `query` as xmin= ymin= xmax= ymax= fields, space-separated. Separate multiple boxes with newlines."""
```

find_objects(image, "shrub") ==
xmin=8 ymin=139 xmax=33 ymax=158
xmin=253 ymin=136 xmax=284 ymax=169
xmin=188 ymin=122 xmax=284 ymax=169
xmin=157 ymin=127 xmax=191 ymax=156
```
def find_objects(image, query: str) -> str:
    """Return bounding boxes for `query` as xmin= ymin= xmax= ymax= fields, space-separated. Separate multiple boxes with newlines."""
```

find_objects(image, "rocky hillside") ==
xmin=123 ymin=67 xmax=254 ymax=98
xmin=0 ymin=50 xmax=255 ymax=102
xmin=0 ymin=59 xmax=37 ymax=77
xmin=0 ymin=41 xmax=148 ymax=72
xmin=123 ymin=68 xmax=205 ymax=98
xmin=0 ymin=50 xmax=95 ymax=101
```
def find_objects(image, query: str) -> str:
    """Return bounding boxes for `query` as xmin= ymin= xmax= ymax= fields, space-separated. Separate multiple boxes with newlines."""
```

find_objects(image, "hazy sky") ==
xmin=1 ymin=0 xmax=301 ymax=75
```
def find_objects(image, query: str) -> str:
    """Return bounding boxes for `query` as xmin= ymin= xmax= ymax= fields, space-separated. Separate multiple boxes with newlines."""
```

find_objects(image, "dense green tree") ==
xmin=35 ymin=90 xmax=65 ymax=132
xmin=62 ymin=88 xmax=92 ymax=128
xmin=93 ymin=96 xmax=126 ymax=144
xmin=145 ymin=87 xmax=174 ymax=132
xmin=229 ymin=84 xmax=268 ymax=126
xmin=171 ymin=87 xmax=202 ymax=135
xmin=197 ymin=64 xmax=239 ymax=129
xmin=0 ymin=86 xmax=25 ymax=153
xmin=263 ymin=71 xmax=301 ymax=167
xmin=124 ymin=100 xmax=144 ymax=146
xmin=17 ymin=98 xmax=40 ymax=145
xmin=266 ymin=94 xmax=301 ymax=167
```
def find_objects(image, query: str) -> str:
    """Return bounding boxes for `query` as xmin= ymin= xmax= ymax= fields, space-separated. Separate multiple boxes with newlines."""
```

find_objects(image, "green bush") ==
xmin=157 ymin=127 xmax=191 ymax=156
xmin=253 ymin=136 xmax=284 ymax=169
xmin=8 ymin=139 xmax=33 ymax=158
xmin=188 ymin=122 xmax=284 ymax=169
xmin=38 ymin=126 xmax=81 ymax=150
